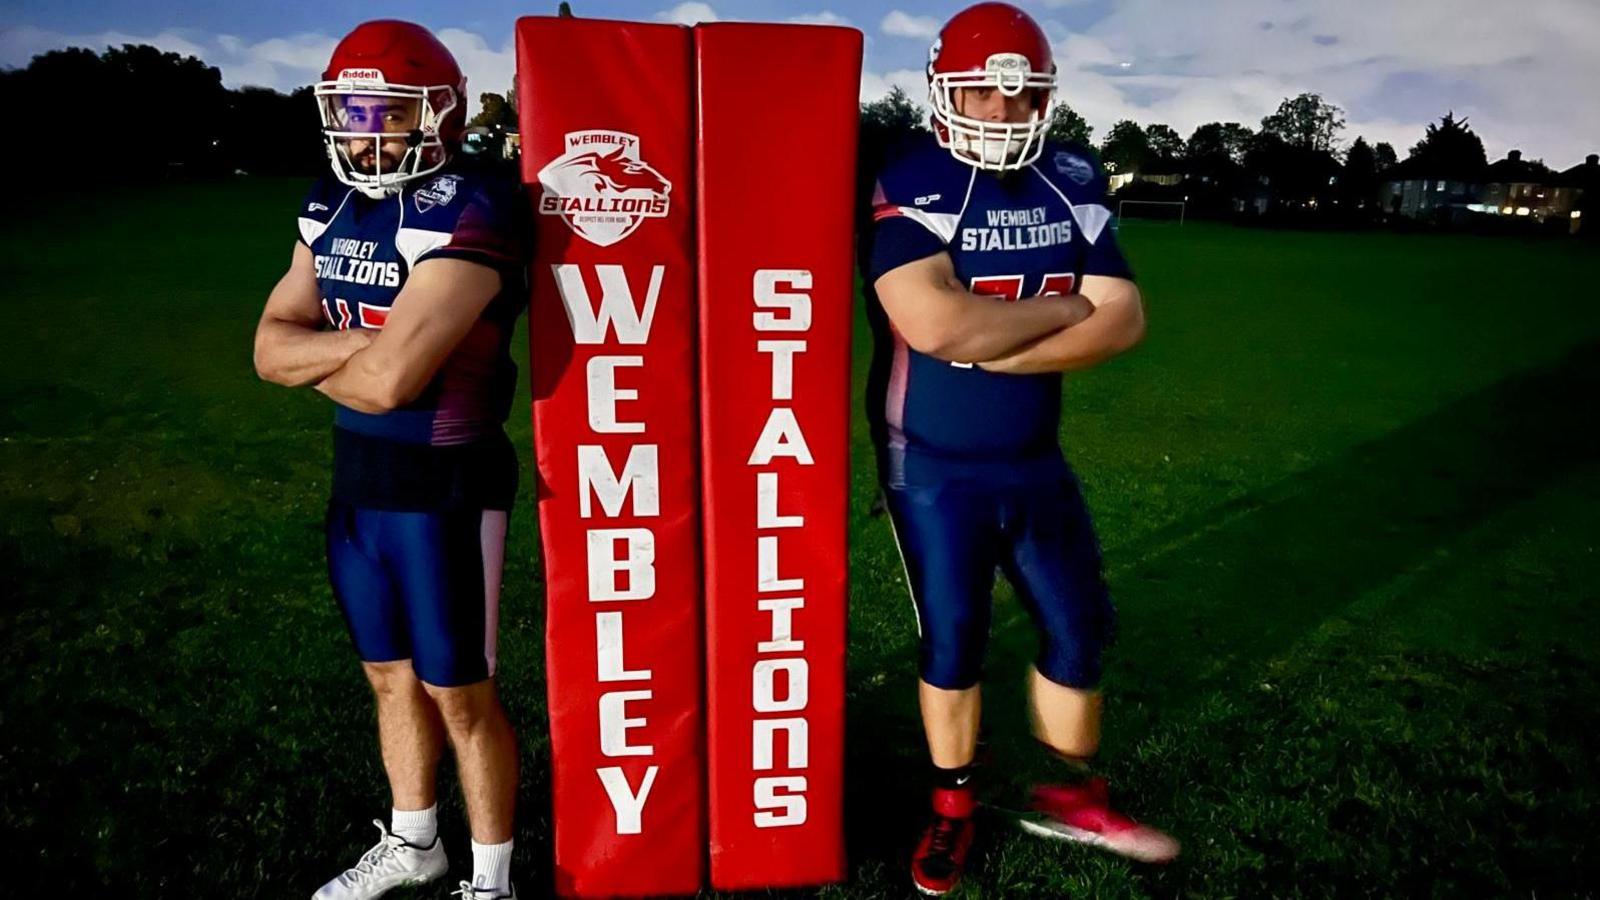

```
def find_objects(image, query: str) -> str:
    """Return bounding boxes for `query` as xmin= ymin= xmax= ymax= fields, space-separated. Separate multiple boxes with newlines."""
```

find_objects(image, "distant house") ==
xmin=1134 ymin=158 xmax=1185 ymax=187
xmin=1479 ymin=150 xmax=1574 ymax=221
xmin=1559 ymin=153 xmax=1598 ymax=234
xmin=1106 ymin=158 xmax=1184 ymax=193
xmin=1564 ymin=153 xmax=1600 ymax=190
xmin=1379 ymin=158 xmax=1479 ymax=219
xmin=1381 ymin=150 xmax=1592 ymax=227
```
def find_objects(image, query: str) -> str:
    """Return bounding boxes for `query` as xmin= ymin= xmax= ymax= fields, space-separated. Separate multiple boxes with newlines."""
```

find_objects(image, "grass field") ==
xmin=3 ymin=180 xmax=1599 ymax=898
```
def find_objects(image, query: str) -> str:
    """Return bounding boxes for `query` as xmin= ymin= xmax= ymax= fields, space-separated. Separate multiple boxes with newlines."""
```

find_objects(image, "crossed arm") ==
xmin=873 ymin=251 xmax=1144 ymax=374
xmin=253 ymin=242 xmax=502 ymax=412
xmin=253 ymin=243 xmax=372 ymax=387
xmin=975 ymin=274 xmax=1144 ymax=375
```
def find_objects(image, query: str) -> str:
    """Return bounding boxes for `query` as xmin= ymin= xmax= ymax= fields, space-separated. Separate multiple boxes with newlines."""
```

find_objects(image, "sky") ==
xmin=3 ymin=0 xmax=1597 ymax=168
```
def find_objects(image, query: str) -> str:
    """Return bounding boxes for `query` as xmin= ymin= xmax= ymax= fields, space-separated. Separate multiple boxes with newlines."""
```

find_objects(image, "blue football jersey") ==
xmin=296 ymin=164 xmax=531 ymax=509
xmin=296 ymin=165 xmax=530 ymax=509
xmin=863 ymin=134 xmax=1133 ymax=488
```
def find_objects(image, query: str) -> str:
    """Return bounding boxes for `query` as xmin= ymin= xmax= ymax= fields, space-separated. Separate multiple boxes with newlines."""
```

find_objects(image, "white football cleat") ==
xmin=312 ymin=819 xmax=448 ymax=899
xmin=453 ymin=880 xmax=518 ymax=899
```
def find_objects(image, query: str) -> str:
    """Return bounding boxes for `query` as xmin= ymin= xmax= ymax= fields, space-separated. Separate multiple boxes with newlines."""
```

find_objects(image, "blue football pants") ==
xmin=884 ymin=474 xmax=1114 ymax=690
xmin=325 ymin=500 xmax=507 ymax=687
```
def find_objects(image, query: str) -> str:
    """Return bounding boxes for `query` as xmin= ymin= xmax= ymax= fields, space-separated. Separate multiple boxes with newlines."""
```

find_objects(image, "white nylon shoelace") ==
xmin=339 ymin=820 xmax=406 ymax=885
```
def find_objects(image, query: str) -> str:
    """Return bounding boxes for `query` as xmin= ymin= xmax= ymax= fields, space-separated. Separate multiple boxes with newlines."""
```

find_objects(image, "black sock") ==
xmin=1037 ymin=739 xmax=1094 ymax=782
xmin=932 ymin=762 xmax=977 ymax=791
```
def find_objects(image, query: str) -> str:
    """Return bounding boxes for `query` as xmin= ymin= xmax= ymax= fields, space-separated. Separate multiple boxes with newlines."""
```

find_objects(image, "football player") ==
xmin=862 ymin=3 xmax=1179 ymax=894
xmin=252 ymin=20 xmax=527 ymax=900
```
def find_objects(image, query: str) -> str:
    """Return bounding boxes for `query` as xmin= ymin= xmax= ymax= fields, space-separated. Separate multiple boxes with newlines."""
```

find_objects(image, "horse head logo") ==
xmin=537 ymin=131 xmax=674 ymax=247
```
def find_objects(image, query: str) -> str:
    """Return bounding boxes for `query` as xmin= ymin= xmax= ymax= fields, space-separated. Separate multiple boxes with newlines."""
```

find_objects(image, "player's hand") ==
xmin=1060 ymin=293 xmax=1096 ymax=326
xmin=345 ymin=327 xmax=377 ymax=352
xmin=976 ymin=296 xmax=1095 ymax=374
xmin=319 ymin=328 xmax=376 ymax=381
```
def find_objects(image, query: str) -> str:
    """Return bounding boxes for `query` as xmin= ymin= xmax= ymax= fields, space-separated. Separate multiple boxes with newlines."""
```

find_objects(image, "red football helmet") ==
xmin=927 ymin=3 xmax=1056 ymax=171
xmin=315 ymin=20 xmax=467 ymax=196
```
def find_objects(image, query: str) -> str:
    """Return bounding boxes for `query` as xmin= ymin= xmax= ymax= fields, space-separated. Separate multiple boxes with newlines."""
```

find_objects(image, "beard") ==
xmin=348 ymin=144 xmax=409 ymax=175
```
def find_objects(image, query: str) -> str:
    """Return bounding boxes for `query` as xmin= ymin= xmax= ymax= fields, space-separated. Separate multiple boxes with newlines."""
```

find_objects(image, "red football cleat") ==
xmin=911 ymin=786 xmax=977 ymax=896
xmin=1021 ymin=777 xmax=1180 ymax=864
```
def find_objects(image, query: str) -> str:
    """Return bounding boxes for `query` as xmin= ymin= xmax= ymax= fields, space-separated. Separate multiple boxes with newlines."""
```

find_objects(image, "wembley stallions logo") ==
xmin=413 ymin=174 xmax=461 ymax=213
xmin=536 ymin=130 xmax=673 ymax=247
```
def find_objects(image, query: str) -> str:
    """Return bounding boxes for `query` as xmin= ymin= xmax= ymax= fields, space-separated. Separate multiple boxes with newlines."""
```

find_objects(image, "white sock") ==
xmin=472 ymin=837 xmax=513 ymax=892
xmin=391 ymin=805 xmax=437 ymax=847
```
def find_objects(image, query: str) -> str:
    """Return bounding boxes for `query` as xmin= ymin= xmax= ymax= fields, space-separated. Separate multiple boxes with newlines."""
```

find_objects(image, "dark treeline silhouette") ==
xmin=859 ymin=87 xmax=1595 ymax=237
xmin=1 ymin=43 xmax=324 ymax=183
xmin=8 ymin=41 xmax=1591 ymax=236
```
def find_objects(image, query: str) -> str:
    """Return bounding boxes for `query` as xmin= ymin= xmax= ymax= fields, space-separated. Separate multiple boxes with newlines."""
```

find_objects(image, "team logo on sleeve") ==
xmin=536 ymin=130 xmax=673 ymax=247
xmin=413 ymin=174 xmax=462 ymax=213
xmin=1055 ymin=151 xmax=1094 ymax=185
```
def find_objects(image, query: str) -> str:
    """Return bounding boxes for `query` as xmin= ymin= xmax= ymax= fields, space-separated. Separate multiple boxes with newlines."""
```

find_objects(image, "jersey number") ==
xmin=322 ymin=298 xmax=388 ymax=330
xmin=969 ymin=272 xmax=1076 ymax=301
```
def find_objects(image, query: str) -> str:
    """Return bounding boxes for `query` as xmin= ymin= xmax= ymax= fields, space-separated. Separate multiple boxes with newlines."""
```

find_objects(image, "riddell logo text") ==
xmin=335 ymin=68 xmax=385 ymax=83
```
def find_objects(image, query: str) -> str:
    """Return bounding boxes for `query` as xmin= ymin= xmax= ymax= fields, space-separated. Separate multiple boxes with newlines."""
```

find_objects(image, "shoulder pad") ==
xmin=875 ymin=135 xmax=972 ymax=216
xmin=298 ymin=175 xmax=351 ymax=245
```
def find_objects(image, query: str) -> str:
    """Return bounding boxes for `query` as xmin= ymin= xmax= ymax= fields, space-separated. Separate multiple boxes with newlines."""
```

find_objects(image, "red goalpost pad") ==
xmin=694 ymin=22 xmax=863 ymax=891
xmin=516 ymin=17 xmax=703 ymax=897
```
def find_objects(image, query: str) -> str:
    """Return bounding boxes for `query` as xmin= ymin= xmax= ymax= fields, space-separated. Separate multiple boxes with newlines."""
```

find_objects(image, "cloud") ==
xmin=436 ymin=27 xmax=515 ymax=105
xmin=220 ymin=33 xmax=336 ymax=90
xmin=787 ymin=11 xmax=853 ymax=27
xmin=1010 ymin=0 xmax=1600 ymax=166
xmin=881 ymin=11 xmax=940 ymax=40
xmin=7 ymin=0 xmax=1593 ymax=166
xmin=655 ymin=3 xmax=719 ymax=25
xmin=859 ymin=67 xmax=928 ymax=105
xmin=3 ymin=24 xmax=210 ymax=71
xmin=0 ymin=24 xmax=520 ymax=118
xmin=0 ymin=24 xmax=333 ymax=93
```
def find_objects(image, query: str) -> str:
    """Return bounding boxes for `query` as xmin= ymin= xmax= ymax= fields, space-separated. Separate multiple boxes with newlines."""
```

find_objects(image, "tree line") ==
xmin=860 ymin=86 xmax=1511 ymax=223
xmin=0 ymin=38 xmax=1525 ymax=222
xmin=1 ymin=44 xmax=325 ymax=179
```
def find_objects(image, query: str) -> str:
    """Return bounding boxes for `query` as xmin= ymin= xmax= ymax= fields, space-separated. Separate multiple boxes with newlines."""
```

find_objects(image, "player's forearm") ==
xmin=980 ymin=297 xmax=1144 ymax=375
xmin=253 ymin=321 xmax=371 ymax=387
xmin=922 ymin=290 xmax=1080 ymax=364
xmin=315 ymin=346 xmax=404 ymax=414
